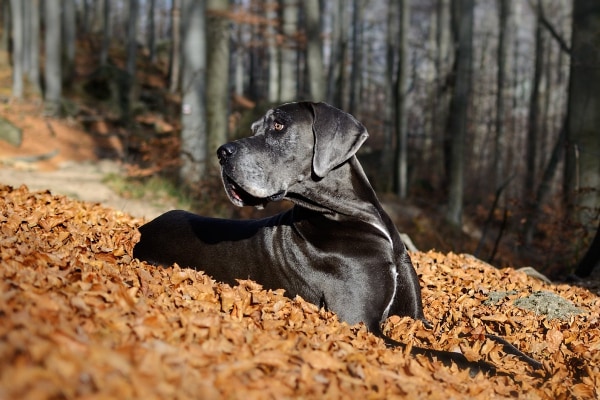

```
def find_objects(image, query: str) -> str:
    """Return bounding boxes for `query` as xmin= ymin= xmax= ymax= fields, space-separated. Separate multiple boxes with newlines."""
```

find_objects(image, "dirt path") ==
xmin=0 ymin=103 xmax=174 ymax=221
xmin=0 ymin=160 xmax=172 ymax=221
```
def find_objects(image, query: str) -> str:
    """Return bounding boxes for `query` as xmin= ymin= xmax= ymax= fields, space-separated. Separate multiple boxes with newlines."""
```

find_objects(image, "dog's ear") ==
xmin=310 ymin=102 xmax=369 ymax=178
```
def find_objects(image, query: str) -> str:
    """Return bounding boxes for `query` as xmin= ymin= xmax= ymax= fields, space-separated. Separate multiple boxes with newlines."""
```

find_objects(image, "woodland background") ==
xmin=2 ymin=0 xmax=599 ymax=278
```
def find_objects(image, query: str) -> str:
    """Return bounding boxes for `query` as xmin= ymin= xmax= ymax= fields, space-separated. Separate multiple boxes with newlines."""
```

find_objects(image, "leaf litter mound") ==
xmin=1 ymin=184 xmax=599 ymax=399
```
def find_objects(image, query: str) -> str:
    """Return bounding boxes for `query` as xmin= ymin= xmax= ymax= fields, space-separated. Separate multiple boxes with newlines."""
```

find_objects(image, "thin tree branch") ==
xmin=474 ymin=173 xmax=514 ymax=260
xmin=529 ymin=0 xmax=571 ymax=55
xmin=539 ymin=13 xmax=571 ymax=55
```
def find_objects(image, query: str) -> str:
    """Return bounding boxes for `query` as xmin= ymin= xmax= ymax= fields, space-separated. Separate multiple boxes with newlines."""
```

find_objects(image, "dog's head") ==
xmin=217 ymin=102 xmax=368 ymax=208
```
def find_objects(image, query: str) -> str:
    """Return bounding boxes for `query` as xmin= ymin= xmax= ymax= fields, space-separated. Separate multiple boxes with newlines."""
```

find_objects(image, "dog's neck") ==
xmin=286 ymin=157 xmax=391 ymax=228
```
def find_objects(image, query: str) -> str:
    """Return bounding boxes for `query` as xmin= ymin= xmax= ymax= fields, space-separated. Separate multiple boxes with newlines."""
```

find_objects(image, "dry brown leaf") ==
xmin=302 ymin=350 xmax=346 ymax=371
xmin=480 ymin=314 xmax=508 ymax=323
xmin=2 ymin=185 xmax=600 ymax=399
xmin=545 ymin=328 xmax=564 ymax=354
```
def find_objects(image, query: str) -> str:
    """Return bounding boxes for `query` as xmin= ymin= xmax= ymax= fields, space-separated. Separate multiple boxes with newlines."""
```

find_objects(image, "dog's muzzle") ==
xmin=217 ymin=143 xmax=286 ymax=208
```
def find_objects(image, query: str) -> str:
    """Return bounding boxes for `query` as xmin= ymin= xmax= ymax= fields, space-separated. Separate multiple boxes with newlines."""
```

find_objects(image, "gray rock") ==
xmin=513 ymin=291 xmax=583 ymax=320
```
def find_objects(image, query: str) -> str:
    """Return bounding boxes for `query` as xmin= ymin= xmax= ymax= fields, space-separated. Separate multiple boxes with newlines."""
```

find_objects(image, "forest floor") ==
xmin=2 ymin=183 xmax=599 ymax=399
xmin=0 ymin=102 xmax=175 ymax=221
xmin=2 ymin=101 xmax=600 ymax=399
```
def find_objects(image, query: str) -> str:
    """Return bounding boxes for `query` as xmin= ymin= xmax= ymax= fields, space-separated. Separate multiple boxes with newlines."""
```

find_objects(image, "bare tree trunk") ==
xmin=10 ymin=0 xmax=23 ymax=99
xmin=27 ymin=0 xmax=41 ymax=94
xmin=80 ymin=0 xmax=90 ymax=34
xmin=333 ymin=0 xmax=348 ymax=108
xmin=381 ymin=0 xmax=397 ymax=192
xmin=231 ymin=0 xmax=247 ymax=97
xmin=169 ymin=0 xmax=181 ymax=93
xmin=44 ymin=0 xmax=62 ymax=116
xmin=326 ymin=0 xmax=340 ymax=105
xmin=430 ymin=0 xmax=453 ymax=191
xmin=394 ymin=0 xmax=410 ymax=198
xmin=155 ymin=0 xmax=170 ymax=40
xmin=348 ymin=0 xmax=362 ymax=115
xmin=63 ymin=0 xmax=77 ymax=85
xmin=180 ymin=0 xmax=206 ymax=185
xmin=91 ymin=0 xmax=105 ymax=34
xmin=123 ymin=0 xmax=139 ymax=124
xmin=524 ymin=1 xmax=544 ymax=205
xmin=148 ymin=0 xmax=156 ymax=63
xmin=22 ymin=1 xmax=30 ymax=79
xmin=206 ymin=0 xmax=231 ymax=174
xmin=126 ymin=0 xmax=139 ymax=77
xmin=100 ymin=0 xmax=110 ymax=66
xmin=266 ymin=0 xmax=280 ymax=102
xmin=445 ymin=0 xmax=474 ymax=226
xmin=494 ymin=0 xmax=511 ymax=193
xmin=565 ymin=0 xmax=600 ymax=233
xmin=423 ymin=0 xmax=454 ymax=192
xmin=279 ymin=0 xmax=298 ymax=102
xmin=304 ymin=0 xmax=325 ymax=101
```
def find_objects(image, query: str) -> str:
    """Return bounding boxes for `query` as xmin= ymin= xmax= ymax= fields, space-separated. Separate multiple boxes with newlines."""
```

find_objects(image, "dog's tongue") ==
xmin=230 ymin=187 xmax=243 ymax=203
xmin=228 ymin=178 xmax=270 ymax=208
xmin=225 ymin=174 xmax=282 ymax=208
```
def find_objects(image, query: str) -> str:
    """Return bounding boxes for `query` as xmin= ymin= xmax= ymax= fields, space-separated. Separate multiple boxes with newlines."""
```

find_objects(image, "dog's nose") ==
xmin=217 ymin=143 xmax=237 ymax=164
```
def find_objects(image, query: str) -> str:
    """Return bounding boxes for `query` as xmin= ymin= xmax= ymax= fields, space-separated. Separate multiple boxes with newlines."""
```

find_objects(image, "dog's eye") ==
xmin=273 ymin=121 xmax=285 ymax=131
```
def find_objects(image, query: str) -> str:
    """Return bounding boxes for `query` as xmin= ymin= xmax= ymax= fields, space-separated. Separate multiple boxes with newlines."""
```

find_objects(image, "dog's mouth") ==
xmin=222 ymin=174 xmax=286 ymax=209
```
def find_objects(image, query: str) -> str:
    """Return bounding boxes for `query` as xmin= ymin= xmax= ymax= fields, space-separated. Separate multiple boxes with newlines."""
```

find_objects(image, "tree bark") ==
xmin=44 ymin=0 xmax=62 ymax=115
xmin=381 ymin=0 xmax=397 ymax=192
xmin=326 ymin=0 xmax=340 ymax=105
xmin=26 ymin=0 xmax=41 ymax=94
xmin=266 ymin=0 xmax=280 ymax=102
xmin=10 ymin=0 xmax=23 ymax=99
xmin=445 ymin=0 xmax=474 ymax=226
xmin=126 ymin=0 xmax=139 ymax=77
xmin=80 ymin=0 xmax=90 ymax=34
xmin=206 ymin=0 xmax=231 ymax=174
xmin=231 ymin=0 xmax=247 ymax=97
xmin=348 ymin=0 xmax=362 ymax=115
xmin=91 ymin=0 xmax=105 ymax=34
xmin=63 ymin=0 xmax=77 ymax=85
xmin=394 ymin=0 xmax=410 ymax=198
xmin=122 ymin=0 xmax=139 ymax=124
xmin=279 ymin=0 xmax=298 ymax=102
xmin=169 ymin=0 xmax=181 ymax=93
xmin=180 ymin=0 xmax=207 ymax=185
xmin=564 ymin=0 xmax=600 ymax=233
xmin=524 ymin=1 xmax=544 ymax=204
xmin=494 ymin=0 xmax=511 ymax=193
xmin=429 ymin=0 xmax=453 ymax=191
xmin=148 ymin=0 xmax=156 ymax=63
xmin=304 ymin=0 xmax=325 ymax=101
xmin=333 ymin=1 xmax=349 ymax=108
xmin=100 ymin=0 xmax=111 ymax=66
xmin=22 ymin=1 xmax=31 ymax=79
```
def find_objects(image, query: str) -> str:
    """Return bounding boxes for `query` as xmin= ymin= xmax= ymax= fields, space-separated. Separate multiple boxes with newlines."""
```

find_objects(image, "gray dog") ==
xmin=134 ymin=102 xmax=541 ymax=374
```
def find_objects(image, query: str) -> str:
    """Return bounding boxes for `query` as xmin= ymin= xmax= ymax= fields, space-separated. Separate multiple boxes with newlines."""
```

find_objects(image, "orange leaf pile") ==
xmin=1 ymin=185 xmax=599 ymax=399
